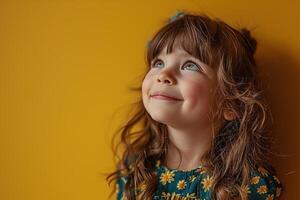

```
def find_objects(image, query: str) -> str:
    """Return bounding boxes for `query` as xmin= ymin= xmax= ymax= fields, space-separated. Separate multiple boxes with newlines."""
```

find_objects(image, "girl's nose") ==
xmin=157 ymin=70 xmax=176 ymax=85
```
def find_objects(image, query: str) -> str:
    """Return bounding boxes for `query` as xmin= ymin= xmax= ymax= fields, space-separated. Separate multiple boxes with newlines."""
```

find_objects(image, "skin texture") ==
xmin=142 ymin=44 xmax=219 ymax=170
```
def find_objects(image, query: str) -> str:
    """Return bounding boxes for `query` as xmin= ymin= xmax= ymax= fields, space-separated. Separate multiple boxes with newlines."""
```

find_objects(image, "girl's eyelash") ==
xmin=182 ymin=61 xmax=201 ymax=71
xmin=151 ymin=59 xmax=202 ymax=72
xmin=151 ymin=58 xmax=161 ymax=67
xmin=151 ymin=59 xmax=163 ymax=68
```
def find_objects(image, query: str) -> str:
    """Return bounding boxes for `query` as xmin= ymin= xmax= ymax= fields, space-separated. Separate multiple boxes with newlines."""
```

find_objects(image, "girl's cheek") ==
xmin=142 ymin=74 xmax=152 ymax=94
xmin=184 ymin=81 xmax=212 ymax=102
xmin=143 ymin=71 xmax=156 ymax=85
xmin=185 ymin=85 xmax=201 ymax=101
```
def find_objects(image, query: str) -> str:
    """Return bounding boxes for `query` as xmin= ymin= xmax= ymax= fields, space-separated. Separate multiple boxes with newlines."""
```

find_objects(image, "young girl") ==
xmin=106 ymin=11 xmax=283 ymax=200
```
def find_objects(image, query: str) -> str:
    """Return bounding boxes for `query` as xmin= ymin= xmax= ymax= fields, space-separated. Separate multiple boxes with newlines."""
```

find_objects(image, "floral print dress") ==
xmin=116 ymin=159 xmax=283 ymax=200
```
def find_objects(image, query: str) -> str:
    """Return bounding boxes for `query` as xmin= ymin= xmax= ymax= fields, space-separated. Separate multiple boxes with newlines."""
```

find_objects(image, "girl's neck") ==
xmin=163 ymin=144 xmax=209 ymax=171
xmin=163 ymin=124 xmax=213 ymax=171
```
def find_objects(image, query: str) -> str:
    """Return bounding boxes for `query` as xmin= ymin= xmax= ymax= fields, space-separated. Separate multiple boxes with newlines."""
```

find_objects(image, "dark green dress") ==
xmin=116 ymin=159 xmax=282 ymax=200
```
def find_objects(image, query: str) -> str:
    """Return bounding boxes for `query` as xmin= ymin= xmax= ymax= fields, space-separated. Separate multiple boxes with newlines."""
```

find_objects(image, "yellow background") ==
xmin=0 ymin=0 xmax=299 ymax=199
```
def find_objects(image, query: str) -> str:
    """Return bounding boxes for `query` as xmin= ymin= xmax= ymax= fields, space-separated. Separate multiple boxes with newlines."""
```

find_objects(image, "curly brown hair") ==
xmin=106 ymin=11 xmax=281 ymax=200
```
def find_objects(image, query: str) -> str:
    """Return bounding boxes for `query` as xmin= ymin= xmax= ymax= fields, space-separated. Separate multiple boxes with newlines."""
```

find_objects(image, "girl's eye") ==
xmin=182 ymin=61 xmax=201 ymax=72
xmin=151 ymin=59 xmax=202 ymax=72
xmin=151 ymin=59 xmax=164 ymax=68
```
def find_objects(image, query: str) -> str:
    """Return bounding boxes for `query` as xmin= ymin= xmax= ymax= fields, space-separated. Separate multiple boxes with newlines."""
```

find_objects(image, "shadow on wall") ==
xmin=256 ymin=39 xmax=300 ymax=200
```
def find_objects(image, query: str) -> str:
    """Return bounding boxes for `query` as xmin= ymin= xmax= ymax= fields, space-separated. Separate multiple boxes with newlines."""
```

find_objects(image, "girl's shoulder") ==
xmin=245 ymin=165 xmax=283 ymax=200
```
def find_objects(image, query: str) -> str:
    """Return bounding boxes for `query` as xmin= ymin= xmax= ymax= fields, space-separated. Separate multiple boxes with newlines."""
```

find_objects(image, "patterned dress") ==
xmin=116 ymin=159 xmax=283 ymax=200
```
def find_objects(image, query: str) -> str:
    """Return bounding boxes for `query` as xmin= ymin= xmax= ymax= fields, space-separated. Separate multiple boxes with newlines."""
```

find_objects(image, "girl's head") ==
xmin=142 ymin=11 xmax=258 ymax=130
xmin=107 ymin=11 xmax=275 ymax=200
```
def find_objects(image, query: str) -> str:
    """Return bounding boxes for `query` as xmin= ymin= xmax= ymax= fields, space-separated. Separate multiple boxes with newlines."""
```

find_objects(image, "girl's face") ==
xmin=142 ymin=45 xmax=217 ymax=129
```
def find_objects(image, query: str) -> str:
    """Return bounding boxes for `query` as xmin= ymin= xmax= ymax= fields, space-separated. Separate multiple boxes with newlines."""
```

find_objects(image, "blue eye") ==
xmin=151 ymin=59 xmax=164 ymax=68
xmin=182 ymin=61 xmax=201 ymax=71
xmin=151 ymin=59 xmax=201 ymax=72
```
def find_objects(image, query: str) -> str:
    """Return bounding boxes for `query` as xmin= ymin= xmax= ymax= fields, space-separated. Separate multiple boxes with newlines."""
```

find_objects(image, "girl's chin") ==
xmin=149 ymin=113 xmax=179 ymax=124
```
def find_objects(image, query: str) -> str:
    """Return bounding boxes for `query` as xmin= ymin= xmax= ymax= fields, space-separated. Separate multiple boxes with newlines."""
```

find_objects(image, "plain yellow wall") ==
xmin=0 ymin=0 xmax=299 ymax=199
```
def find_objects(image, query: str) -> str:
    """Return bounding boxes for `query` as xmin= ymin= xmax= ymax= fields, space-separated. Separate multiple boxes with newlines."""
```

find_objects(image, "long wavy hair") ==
xmin=106 ymin=11 xmax=280 ymax=200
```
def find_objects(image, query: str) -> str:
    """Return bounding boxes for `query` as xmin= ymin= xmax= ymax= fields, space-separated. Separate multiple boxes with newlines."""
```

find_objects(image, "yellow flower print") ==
xmin=177 ymin=180 xmax=187 ymax=190
xmin=186 ymin=193 xmax=197 ymax=199
xmin=257 ymin=185 xmax=267 ymax=195
xmin=170 ymin=192 xmax=180 ymax=200
xmin=196 ymin=166 xmax=208 ymax=174
xmin=276 ymin=187 xmax=282 ymax=197
xmin=250 ymin=176 xmax=260 ymax=184
xmin=201 ymin=175 xmax=213 ymax=192
xmin=266 ymin=194 xmax=274 ymax=200
xmin=258 ymin=166 xmax=269 ymax=177
xmin=160 ymin=170 xmax=175 ymax=185
xmin=240 ymin=184 xmax=251 ymax=198
xmin=273 ymin=175 xmax=281 ymax=184
xmin=189 ymin=175 xmax=196 ymax=182
xmin=162 ymin=192 xmax=171 ymax=199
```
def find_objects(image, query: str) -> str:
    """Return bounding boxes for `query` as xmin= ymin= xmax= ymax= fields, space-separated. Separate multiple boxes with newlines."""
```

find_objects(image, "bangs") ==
xmin=146 ymin=15 xmax=217 ymax=68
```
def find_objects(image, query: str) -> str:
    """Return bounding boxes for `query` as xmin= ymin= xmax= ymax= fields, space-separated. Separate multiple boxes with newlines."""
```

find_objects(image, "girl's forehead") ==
xmin=157 ymin=45 xmax=193 ymax=58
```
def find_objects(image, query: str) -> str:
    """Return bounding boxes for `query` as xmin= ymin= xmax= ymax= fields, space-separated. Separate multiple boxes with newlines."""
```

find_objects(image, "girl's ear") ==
xmin=223 ymin=109 xmax=236 ymax=121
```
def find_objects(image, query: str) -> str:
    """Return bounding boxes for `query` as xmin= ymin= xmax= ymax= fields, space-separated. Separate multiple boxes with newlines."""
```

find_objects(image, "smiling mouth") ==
xmin=150 ymin=95 xmax=182 ymax=101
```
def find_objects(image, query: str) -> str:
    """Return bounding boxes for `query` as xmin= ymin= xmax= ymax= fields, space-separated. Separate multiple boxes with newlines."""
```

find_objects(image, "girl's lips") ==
xmin=150 ymin=95 xmax=182 ymax=101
